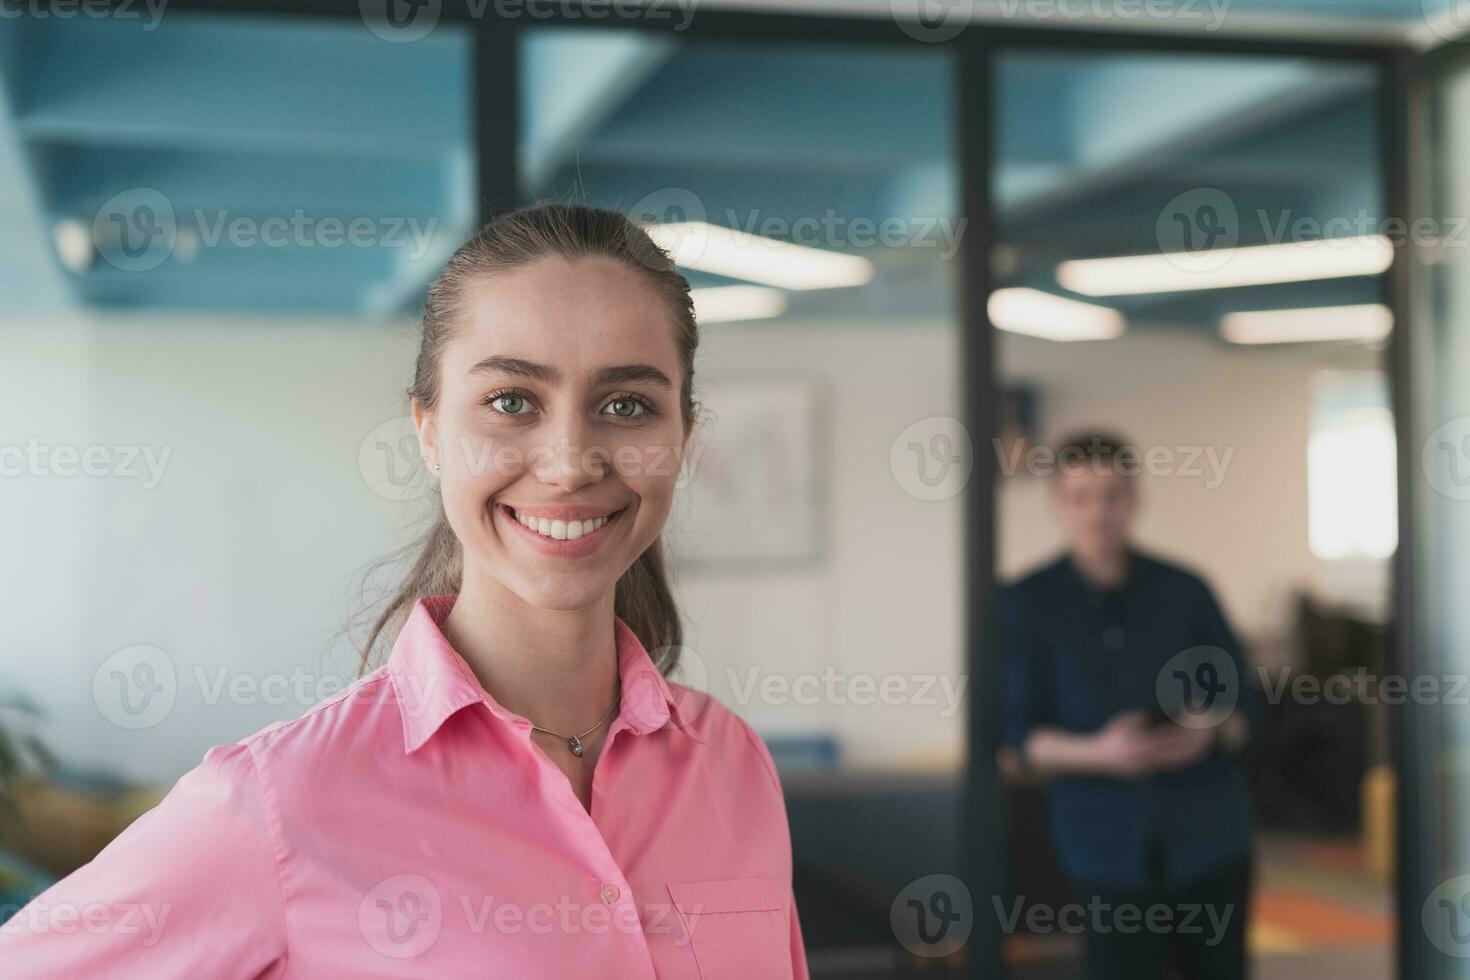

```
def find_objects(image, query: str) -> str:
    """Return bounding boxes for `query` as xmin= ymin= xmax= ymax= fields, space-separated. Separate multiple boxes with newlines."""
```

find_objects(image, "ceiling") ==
xmin=524 ymin=33 xmax=1385 ymax=332
xmin=0 ymin=9 xmax=1417 ymax=329
xmin=0 ymin=15 xmax=475 ymax=315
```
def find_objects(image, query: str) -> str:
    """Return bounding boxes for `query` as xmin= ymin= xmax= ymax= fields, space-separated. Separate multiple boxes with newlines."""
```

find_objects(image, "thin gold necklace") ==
xmin=529 ymin=687 xmax=621 ymax=758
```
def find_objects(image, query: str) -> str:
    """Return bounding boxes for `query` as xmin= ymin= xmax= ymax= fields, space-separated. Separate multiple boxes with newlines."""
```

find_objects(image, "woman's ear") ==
xmin=411 ymin=399 xmax=439 ymax=473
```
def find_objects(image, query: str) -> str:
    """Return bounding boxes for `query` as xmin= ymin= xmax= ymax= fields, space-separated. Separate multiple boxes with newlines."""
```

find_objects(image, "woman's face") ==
xmin=416 ymin=254 xmax=690 ymax=611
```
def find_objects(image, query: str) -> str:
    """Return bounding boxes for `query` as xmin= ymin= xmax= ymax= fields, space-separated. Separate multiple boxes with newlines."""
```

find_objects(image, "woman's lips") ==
xmin=497 ymin=503 xmax=627 ymax=558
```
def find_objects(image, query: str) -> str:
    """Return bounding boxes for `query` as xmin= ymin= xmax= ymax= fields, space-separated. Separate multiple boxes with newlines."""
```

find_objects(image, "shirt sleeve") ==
xmin=0 ymin=741 xmax=289 ymax=978
xmin=734 ymin=715 xmax=810 ymax=980
xmin=1194 ymin=579 xmax=1262 ymax=746
xmin=998 ymin=582 xmax=1052 ymax=750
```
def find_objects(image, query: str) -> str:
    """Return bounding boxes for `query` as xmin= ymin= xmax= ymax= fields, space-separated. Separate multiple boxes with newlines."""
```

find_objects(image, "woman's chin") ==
xmin=499 ymin=568 xmax=616 ymax=613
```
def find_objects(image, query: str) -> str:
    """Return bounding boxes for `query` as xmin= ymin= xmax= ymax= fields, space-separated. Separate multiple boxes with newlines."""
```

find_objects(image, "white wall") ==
xmin=675 ymin=320 xmax=966 ymax=770
xmin=2 ymin=312 xmax=425 ymax=785
xmin=1 ymin=311 xmax=1382 ymax=787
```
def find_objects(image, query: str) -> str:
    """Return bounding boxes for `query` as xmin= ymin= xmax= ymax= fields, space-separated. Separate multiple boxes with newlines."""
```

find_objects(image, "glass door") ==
xmin=990 ymin=43 xmax=1394 ymax=980
xmin=1407 ymin=48 xmax=1470 ymax=980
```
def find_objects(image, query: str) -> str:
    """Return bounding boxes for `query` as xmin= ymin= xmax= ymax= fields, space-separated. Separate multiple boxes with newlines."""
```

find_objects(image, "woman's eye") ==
xmin=489 ymin=393 xmax=531 ymax=415
xmin=603 ymin=397 xmax=646 ymax=419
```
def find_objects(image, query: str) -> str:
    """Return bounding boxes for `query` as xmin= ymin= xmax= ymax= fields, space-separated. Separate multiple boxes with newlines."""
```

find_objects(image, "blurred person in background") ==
xmin=0 ymin=204 xmax=808 ymax=979
xmin=999 ymin=430 xmax=1258 ymax=980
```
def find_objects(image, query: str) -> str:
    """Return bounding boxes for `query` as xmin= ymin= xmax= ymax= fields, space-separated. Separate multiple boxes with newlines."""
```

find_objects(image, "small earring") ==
xmin=434 ymin=462 xmax=441 ymax=473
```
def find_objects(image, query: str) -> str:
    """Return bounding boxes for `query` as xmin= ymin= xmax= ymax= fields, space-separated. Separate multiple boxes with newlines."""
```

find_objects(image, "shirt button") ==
xmin=1102 ymin=625 xmax=1126 ymax=651
xmin=601 ymin=882 xmax=621 ymax=905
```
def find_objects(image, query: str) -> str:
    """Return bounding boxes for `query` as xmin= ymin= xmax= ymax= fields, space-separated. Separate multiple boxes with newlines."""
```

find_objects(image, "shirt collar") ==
xmin=389 ymin=594 xmax=706 ymax=755
xmin=1063 ymin=546 xmax=1140 ymax=598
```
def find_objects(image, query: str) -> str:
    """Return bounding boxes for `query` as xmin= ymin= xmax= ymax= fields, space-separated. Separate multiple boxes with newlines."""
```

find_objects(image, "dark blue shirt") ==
xmin=999 ymin=549 xmax=1259 ymax=888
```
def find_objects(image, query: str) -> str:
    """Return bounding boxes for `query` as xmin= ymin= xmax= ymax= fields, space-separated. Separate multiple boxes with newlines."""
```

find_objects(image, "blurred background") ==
xmin=2 ymin=2 xmax=1470 ymax=978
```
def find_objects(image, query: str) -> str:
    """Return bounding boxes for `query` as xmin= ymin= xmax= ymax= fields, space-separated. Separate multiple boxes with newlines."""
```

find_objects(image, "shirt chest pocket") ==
xmin=666 ymin=877 xmax=793 ymax=980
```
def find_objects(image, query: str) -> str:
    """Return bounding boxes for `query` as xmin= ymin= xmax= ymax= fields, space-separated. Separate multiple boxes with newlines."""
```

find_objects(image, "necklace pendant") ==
xmin=568 ymin=736 xmax=585 ymax=757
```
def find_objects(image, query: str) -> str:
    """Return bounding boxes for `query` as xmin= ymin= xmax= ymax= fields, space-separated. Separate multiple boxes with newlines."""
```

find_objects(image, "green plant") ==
xmin=0 ymin=693 xmax=57 ymax=818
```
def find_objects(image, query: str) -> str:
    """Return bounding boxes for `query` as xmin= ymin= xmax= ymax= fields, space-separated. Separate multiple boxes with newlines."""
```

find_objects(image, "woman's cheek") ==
xmin=623 ymin=420 xmax=684 ymax=485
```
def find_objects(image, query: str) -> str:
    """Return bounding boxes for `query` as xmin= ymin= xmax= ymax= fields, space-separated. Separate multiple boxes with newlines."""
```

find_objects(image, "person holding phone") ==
xmin=999 ymin=430 xmax=1258 ymax=980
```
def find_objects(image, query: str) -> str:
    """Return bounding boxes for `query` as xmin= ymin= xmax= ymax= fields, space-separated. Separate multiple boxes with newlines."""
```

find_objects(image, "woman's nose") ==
xmin=531 ymin=415 xmax=610 ymax=491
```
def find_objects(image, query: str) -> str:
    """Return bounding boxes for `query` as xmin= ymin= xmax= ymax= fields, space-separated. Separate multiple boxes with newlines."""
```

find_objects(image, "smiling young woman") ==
xmin=0 ymin=204 xmax=810 ymax=979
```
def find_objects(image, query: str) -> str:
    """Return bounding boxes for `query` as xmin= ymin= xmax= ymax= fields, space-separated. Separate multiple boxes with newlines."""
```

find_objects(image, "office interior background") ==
xmin=2 ymin=1 xmax=1470 ymax=977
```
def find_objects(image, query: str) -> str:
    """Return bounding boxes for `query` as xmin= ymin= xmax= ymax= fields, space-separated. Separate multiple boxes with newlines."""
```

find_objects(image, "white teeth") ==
xmin=512 ymin=509 xmax=612 ymax=541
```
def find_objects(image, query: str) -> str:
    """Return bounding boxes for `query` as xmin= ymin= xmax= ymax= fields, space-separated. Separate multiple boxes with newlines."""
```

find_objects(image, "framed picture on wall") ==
xmin=665 ymin=374 xmax=826 ymax=569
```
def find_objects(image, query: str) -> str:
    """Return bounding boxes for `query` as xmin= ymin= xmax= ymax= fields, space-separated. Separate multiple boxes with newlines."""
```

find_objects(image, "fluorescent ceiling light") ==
xmin=988 ymin=287 xmax=1125 ymax=342
xmin=52 ymin=219 xmax=94 ymax=273
xmin=1057 ymin=235 xmax=1394 ymax=296
xmin=690 ymin=285 xmax=788 ymax=324
xmin=1221 ymin=303 xmax=1393 ymax=345
xmin=645 ymin=221 xmax=874 ymax=291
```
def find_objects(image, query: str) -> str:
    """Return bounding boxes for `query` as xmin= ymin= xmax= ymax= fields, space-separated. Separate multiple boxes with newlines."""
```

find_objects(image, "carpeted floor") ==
xmin=1003 ymin=834 xmax=1394 ymax=980
xmin=806 ymin=834 xmax=1394 ymax=978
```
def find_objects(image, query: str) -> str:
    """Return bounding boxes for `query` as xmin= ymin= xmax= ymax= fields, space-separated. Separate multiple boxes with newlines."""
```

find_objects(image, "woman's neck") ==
xmin=439 ymin=569 xmax=620 ymax=737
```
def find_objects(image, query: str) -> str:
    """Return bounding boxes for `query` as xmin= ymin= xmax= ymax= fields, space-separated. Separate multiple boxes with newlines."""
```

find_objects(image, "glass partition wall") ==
xmin=991 ymin=46 xmax=1393 ymax=980
xmin=1410 ymin=50 xmax=1470 ymax=980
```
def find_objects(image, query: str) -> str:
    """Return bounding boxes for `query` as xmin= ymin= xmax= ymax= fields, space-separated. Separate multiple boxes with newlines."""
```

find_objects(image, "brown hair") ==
xmin=351 ymin=203 xmax=698 ymax=678
xmin=1051 ymin=429 xmax=1140 ymax=479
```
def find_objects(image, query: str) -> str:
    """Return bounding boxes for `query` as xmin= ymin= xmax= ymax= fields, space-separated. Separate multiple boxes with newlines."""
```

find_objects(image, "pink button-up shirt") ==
xmin=1 ymin=595 xmax=809 ymax=979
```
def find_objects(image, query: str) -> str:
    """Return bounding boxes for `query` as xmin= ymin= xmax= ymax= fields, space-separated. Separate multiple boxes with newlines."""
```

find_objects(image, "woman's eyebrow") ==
xmin=466 ymin=355 xmax=557 ymax=383
xmin=467 ymin=356 xmax=672 ymax=390
xmin=594 ymin=364 xmax=673 ymax=390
